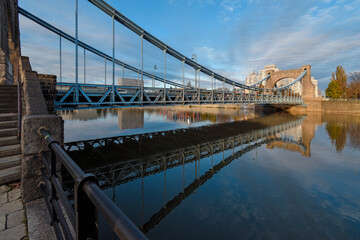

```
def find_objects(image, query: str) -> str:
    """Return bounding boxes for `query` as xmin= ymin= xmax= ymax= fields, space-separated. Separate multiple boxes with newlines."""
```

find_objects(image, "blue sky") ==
xmin=19 ymin=0 xmax=360 ymax=90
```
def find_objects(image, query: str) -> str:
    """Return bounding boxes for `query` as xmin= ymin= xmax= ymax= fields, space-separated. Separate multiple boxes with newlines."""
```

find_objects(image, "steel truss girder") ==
xmin=55 ymin=83 xmax=303 ymax=110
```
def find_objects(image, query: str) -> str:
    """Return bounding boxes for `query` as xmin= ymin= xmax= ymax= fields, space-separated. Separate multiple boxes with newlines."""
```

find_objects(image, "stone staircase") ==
xmin=0 ymin=85 xmax=22 ymax=185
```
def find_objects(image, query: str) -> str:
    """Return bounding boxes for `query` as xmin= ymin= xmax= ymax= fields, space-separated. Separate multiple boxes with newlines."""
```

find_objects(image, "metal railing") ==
xmin=54 ymin=82 xmax=303 ymax=110
xmin=17 ymin=63 xmax=22 ymax=140
xmin=39 ymin=128 xmax=148 ymax=240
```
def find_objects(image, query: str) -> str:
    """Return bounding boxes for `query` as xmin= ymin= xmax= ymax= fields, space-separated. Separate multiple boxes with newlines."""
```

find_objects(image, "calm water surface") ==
xmin=60 ymin=107 xmax=258 ymax=142
xmin=60 ymin=108 xmax=360 ymax=240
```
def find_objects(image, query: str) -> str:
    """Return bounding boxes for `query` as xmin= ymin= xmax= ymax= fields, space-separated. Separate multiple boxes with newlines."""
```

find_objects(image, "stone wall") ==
xmin=322 ymin=100 xmax=360 ymax=113
xmin=38 ymin=74 xmax=57 ymax=114
xmin=0 ymin=0 xmax=20 ymax=85
xmin=288 ymin=99 xmax=360 ymax=114
xmin=20 ymin=56 xmax=63 ymax=203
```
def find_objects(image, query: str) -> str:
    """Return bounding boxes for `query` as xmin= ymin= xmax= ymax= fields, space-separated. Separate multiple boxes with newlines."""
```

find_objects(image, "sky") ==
xmin=18 ymin=0 xmax=360 ymax=91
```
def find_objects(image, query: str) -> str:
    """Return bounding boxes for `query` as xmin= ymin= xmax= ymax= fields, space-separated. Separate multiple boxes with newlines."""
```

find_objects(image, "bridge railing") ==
xmin=54 ymin=82 xmax=303 ymax=110
xmin=38 ymin=128 xmax=148 ymax=240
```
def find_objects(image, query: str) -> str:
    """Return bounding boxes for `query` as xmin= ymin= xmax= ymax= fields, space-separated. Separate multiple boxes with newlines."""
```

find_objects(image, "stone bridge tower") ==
xmin=0 ymin=0 xmax=20 ymax=85
xmin=264 ymin=65 xmax=316 ymax=100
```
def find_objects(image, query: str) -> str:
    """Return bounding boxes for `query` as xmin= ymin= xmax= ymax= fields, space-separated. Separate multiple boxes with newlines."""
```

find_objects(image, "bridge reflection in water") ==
xmin=63 ymin=113 xmax=312 ymax=237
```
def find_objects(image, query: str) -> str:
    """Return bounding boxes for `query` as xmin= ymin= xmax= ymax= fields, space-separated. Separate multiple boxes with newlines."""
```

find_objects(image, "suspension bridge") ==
xmin=0 ymin=0 xmax=318 ymax=239
xmin=17 ymin=0 xmax=316 ymax=111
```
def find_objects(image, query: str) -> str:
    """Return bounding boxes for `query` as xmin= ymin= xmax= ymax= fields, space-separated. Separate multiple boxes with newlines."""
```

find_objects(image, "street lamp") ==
xmin=153 ymin=65 xmax=157 ymax=88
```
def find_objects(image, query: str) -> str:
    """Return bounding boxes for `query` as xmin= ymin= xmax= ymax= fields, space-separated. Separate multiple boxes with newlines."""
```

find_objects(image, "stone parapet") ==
xmin=38 ymin=74 xmax=57 ymax=114
xmin=19 ymin=56 xmax=63 ymax=203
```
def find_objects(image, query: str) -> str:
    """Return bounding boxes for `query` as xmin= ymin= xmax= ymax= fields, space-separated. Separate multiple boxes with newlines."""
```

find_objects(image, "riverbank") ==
xmin=164 ymin=99 xmax=360 ymax=114
xmin=288 ymin=99 xmax=360 ymax=114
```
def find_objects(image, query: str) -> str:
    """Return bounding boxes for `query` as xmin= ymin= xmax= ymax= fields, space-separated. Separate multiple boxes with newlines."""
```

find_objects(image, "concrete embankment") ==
xmin=288 ymin=99 xmax=360 ymax=114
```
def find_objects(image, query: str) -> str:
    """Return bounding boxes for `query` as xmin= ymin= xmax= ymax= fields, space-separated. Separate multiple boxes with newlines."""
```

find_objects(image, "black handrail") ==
xmin=17 ymin=63 xmax=22 ymax=140
xmin=39 ymin=128 xmax=148 ymax=240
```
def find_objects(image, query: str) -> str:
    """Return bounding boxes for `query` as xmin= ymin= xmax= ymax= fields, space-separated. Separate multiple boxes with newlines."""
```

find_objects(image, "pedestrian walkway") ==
xmin=0 ymin=183 xmax=26 ymax=240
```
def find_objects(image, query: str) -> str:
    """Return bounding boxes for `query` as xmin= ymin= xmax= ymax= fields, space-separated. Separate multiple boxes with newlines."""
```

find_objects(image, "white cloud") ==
xmin=227 ymin=0 xmax=360 ymax=89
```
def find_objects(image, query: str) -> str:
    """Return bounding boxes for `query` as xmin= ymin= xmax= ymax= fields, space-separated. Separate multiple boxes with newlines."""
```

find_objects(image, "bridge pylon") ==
xmin=264 ymin=65 xmax=315 ymax=100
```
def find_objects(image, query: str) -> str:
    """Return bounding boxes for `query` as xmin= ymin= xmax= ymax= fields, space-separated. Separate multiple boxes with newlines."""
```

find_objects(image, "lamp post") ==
xmin=153 ymin=65 xmax=157 ymax=89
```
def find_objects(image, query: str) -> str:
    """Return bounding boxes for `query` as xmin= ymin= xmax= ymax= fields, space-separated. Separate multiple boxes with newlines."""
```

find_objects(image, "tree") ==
xmin=330 ymin=65 xmax=347 ymax=97
xmin=325 ymin=80 xmax=342 ymax=98
xmin=346 ymin=72 xmax=360 ymax=98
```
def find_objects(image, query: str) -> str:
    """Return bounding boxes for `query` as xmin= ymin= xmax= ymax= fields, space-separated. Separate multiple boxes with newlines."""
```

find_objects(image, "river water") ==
xmin=59 ymin=107 xmax=360 ymax=240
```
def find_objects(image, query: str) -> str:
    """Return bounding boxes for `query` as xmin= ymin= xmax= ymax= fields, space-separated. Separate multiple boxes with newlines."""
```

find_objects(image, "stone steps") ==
xmin=0 ymin=91 xmax=17 ymax=96
xmin=0 ymin=120 xmax=17 ymax=129
xmin=0 ymin=102 xmax=17 ymax=107
xmin=0 ymin=85 xmax=17 ymax=91
xmin=0 ymin=128 xmax=18 ymax=137
xmin=0 ymin=98 xmax=17 ymax=103
xmin=0 ymin=136 xmax=18 ymax=147
xmin=0 ymin=144 xmax=21 ymax=158
xmin=0 ymin=93 xmax=17 ymax=98
xmin=0 ymin=102 xmax=17 ymax=109
xmin=0 ymin=113 xmax=17 ymax=122
xmin=0 ymin=165 xmax=21 ymax=185
xmin=0 ymin=91 xmax=17 ymax=95
xmin=0 ymin=107 xmax=18 ymax=114
xmin=0 ymin=86 xmax=21 ymax=185
xmin=0 ymin=154 xmax=22 ymax=171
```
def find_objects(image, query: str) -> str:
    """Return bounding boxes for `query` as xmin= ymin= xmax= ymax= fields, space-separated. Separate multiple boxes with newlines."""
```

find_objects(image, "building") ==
xmin=118 ymin=78 xmax=144 ymax=87
xmin=245 ymin=65 xmax=280 ymax=86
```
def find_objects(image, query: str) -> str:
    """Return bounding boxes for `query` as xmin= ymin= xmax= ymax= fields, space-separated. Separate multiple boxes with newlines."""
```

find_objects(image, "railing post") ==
xmin=39 ymin=129 xmax=62 ymax=235
xmin=50 ymin=150 xmax=57 ymax=222
xmin=75 ymin=174 xmax=98 ymax=240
